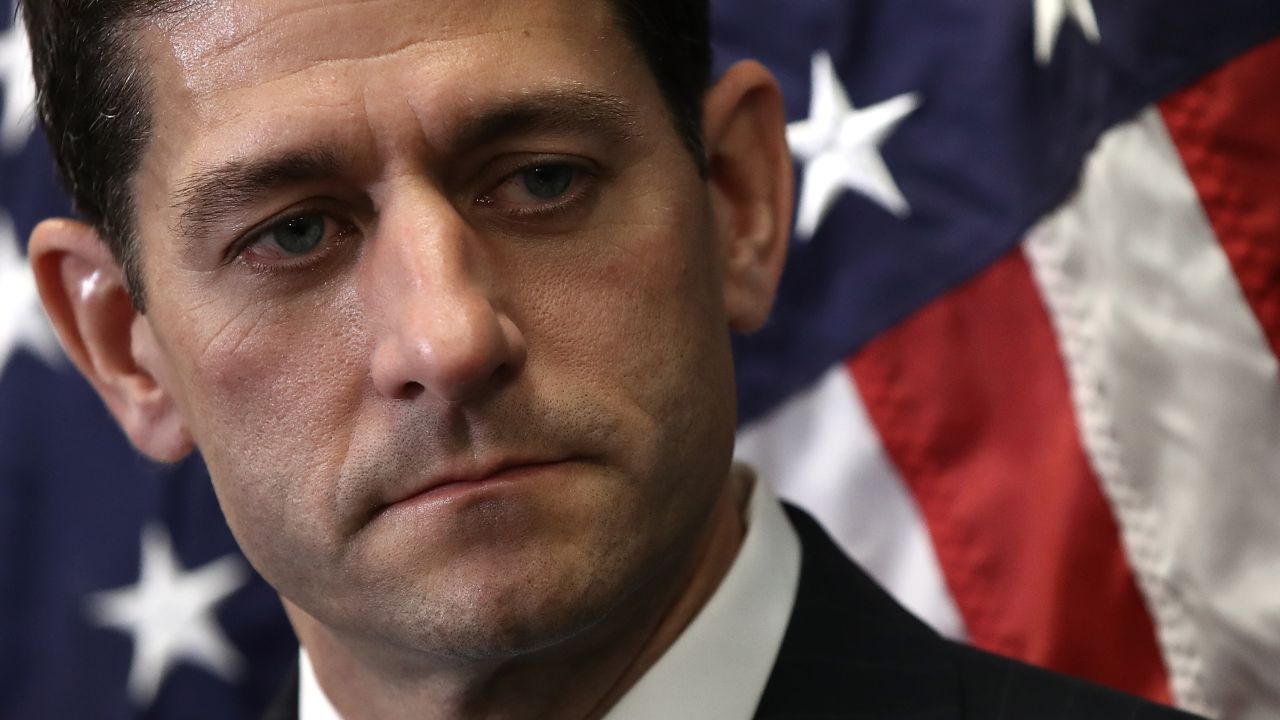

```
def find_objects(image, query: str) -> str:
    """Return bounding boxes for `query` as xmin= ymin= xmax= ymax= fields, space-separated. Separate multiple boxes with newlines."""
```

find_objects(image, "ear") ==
xmin=702 ymin=60 xmax=794 ymax=333
xmin=28 ymin=219 xmax=193 ymax=462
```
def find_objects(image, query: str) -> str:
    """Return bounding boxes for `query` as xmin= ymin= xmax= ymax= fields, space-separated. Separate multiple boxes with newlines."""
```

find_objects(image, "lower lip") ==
xmin=385 ymin=461 xmax=569 ymax=514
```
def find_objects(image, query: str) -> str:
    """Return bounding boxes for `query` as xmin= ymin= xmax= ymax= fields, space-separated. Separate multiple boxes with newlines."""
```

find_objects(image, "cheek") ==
xmin=163 ymin=288 xmax=371 ymax=541
xmin=572 ymin=221 xmax=726 ymax=398
xmin=523 ymin=191 xmax=724 ymax=368
xmin=514 ymin=198 xmax=738 ymax=487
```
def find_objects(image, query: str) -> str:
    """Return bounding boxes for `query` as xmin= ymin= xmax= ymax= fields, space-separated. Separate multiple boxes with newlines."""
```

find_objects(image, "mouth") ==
xmin=377 ymin=458 xmax=572 ymax=515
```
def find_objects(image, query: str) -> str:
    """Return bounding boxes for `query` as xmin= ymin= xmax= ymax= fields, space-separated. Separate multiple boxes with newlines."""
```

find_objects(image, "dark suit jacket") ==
xmin=264 ymin=506 xmax=1205 ymax=719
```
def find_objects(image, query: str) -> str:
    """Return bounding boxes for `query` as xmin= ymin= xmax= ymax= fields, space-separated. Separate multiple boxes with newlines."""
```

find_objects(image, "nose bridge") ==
xmin=375 ymin=186 xmax=477 ymax=302
xmin=365 ymin=183 xmax=525 ymax=403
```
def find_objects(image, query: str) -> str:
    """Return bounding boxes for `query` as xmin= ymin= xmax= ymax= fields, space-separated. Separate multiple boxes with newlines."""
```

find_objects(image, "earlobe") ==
xmin=28 ymin=219 xmax=193 ymax=463
xmin=702 ymin=60 xmax=795 ymax=334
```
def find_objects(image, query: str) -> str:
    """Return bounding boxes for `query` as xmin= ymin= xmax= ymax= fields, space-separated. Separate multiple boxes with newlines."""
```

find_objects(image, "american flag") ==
xmin=3 ymin=0 xmax=1279 ymax=717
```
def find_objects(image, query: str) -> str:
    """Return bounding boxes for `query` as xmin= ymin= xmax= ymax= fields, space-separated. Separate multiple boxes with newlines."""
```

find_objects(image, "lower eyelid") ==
xmin=490 ymin=166 xmax=595 ymax=206
xmin=237 ymin=215 xmax=352 ymax=267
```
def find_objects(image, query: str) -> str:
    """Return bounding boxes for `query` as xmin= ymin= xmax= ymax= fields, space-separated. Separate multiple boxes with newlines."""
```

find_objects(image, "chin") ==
xmin=384 ymin=575 xmax=623 ymax=663
xmin=308 ymin=534 xmax=621 ymax=661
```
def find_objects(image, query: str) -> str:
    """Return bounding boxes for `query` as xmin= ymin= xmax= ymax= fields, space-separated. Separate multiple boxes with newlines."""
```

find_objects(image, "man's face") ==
xmin=129 ymin=0 xmax=742 ymax=657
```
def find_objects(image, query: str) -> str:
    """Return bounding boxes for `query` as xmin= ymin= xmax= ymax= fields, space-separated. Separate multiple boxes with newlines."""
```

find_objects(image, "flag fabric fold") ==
xmin=3 ymin=1 xmax=1279 ymax=717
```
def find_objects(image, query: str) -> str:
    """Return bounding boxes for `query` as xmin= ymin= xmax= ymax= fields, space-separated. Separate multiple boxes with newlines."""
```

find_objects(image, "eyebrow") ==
xmin=451 ymin=87 xmax=640 ymax=152
xmin=172 ymin=148 xmax=346 ymax=243
xmin=169 ymin=88 xmax=641 ymax=245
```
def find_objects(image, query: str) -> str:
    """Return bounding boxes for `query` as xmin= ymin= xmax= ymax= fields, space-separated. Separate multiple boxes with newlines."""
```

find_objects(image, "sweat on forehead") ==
xmin=20 ymin=0 xmax=710 ymax=308
xmin=145 ymin=0 xmax=608 ymax=96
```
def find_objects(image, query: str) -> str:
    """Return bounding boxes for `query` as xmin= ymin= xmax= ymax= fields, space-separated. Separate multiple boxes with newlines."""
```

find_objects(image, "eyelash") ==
xmin=228 ymin=209 xmax=353 ymax=271
xmin=228 ymin=157 xmax=600 ymax=269
xmin=476 ymin=158 xmax=599 ymax=221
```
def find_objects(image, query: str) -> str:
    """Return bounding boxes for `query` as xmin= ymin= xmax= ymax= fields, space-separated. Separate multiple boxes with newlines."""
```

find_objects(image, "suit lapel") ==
xmin=261 ymin=663 xmax=300 ymax=720
xmin=261 ymin=507 xmax=965 ymax=720
xmin=753 ymin=506 xmax=962 ymax=719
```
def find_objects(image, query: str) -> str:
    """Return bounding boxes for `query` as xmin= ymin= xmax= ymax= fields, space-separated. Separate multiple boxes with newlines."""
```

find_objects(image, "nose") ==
xmin=366 ymin=193 xmax=526 ymax=404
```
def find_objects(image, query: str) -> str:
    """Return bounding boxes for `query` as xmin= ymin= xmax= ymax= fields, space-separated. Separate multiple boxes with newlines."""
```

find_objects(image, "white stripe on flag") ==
xmin=735 ymin=364 xmax=967 ymax=641
xmin=1026 ymin=107 xmax=1280 ymax=719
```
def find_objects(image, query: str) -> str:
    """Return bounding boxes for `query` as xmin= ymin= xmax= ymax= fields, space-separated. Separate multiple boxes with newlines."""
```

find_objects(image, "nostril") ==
xmin=491 ymin=361 xmax=518 ymax=387
xmin=400 ymin=381 xmax=426 ymax=400
xmin=369 ymin=291 xmax=527 ymax=403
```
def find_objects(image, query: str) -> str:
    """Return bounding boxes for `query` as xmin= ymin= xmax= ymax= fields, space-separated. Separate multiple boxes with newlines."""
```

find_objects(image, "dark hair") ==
xmin=19 ymin=0 xmax=712 ymax=309
xmin=607 ymin=0 xmax=711 ymax=171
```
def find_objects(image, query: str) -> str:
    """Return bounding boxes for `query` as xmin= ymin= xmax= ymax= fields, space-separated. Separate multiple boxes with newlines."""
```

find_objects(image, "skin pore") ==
xmin=29 ymin=0 xmax=792 ymax=717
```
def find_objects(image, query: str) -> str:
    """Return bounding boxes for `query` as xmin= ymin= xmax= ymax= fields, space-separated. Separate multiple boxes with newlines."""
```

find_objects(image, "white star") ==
xmin=87 ymin=524 xmax=249 ymax=707
xmin=1034 ymin=0 xmax=1101 ymax=65
xmin=0 ymin=211 xmax=60 ymax=373
xmin=0 ymin=6 xmax=37 ymax=152
xmin=787 ymin=51 xmax=921 ymax=241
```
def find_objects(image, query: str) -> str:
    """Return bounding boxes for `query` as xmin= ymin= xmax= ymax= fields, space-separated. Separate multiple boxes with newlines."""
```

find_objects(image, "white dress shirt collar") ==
xmin=299 ymin=649 xmax=340 ymax=720
xmin=601 ymin=468 xmax=801 ymax=719
xmin=300 ymin=467 xmax=802 ymax=720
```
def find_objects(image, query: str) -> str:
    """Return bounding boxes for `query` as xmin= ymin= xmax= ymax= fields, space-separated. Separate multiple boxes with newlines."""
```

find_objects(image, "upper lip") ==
xmin=378 ymin=457 xmax=565 ymax=509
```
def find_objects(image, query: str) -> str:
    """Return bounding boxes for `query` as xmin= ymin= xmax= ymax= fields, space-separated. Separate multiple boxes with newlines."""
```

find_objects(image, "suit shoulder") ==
xmin=948 ymin=642 xmax=1206 ymax=720
xmin=772 ymin=504 xmax=1204 ymax=720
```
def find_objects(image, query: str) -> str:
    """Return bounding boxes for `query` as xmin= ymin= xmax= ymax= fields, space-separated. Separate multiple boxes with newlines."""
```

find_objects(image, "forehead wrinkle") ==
xmin=157 ymin=0 xmax=405 ymax=71
xmin=170 ymin=0 xmax=573 ymax=100
xmin=214 ymin=24 xmax=563 ymax=104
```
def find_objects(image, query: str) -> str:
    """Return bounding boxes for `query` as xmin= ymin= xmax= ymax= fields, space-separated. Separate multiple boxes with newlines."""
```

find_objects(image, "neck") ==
xmin=287 ymin=470 xmax=751 ymax=720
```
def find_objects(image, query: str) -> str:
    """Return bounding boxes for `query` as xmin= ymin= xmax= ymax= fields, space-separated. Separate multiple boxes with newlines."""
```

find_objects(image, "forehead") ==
xmin=136 ymin=0 xmax=644 ymax=175
xmin=147 ymin=0 xmax=615 ymax=93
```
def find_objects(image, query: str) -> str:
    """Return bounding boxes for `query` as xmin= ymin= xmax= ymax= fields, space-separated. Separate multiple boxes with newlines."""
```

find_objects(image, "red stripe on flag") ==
xmin=1160 ymin=37 xmax=1280 ymax=363
xmin=848 ymin=249 xmax=1172 ymax=702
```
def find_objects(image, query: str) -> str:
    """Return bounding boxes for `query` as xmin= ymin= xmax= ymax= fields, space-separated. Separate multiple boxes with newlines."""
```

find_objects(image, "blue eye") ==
xmin=265 ymin=214 xmax=326 ymax=256
xmin=520 ymin=164 xmax=575 ymax=200
xmin=478 ymin=158 xmax=597 ymax=221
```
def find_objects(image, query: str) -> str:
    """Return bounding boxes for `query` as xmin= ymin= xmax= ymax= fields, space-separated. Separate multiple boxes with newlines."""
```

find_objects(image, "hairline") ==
xmin=87 ymin=0 xmax=709 ymax=311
